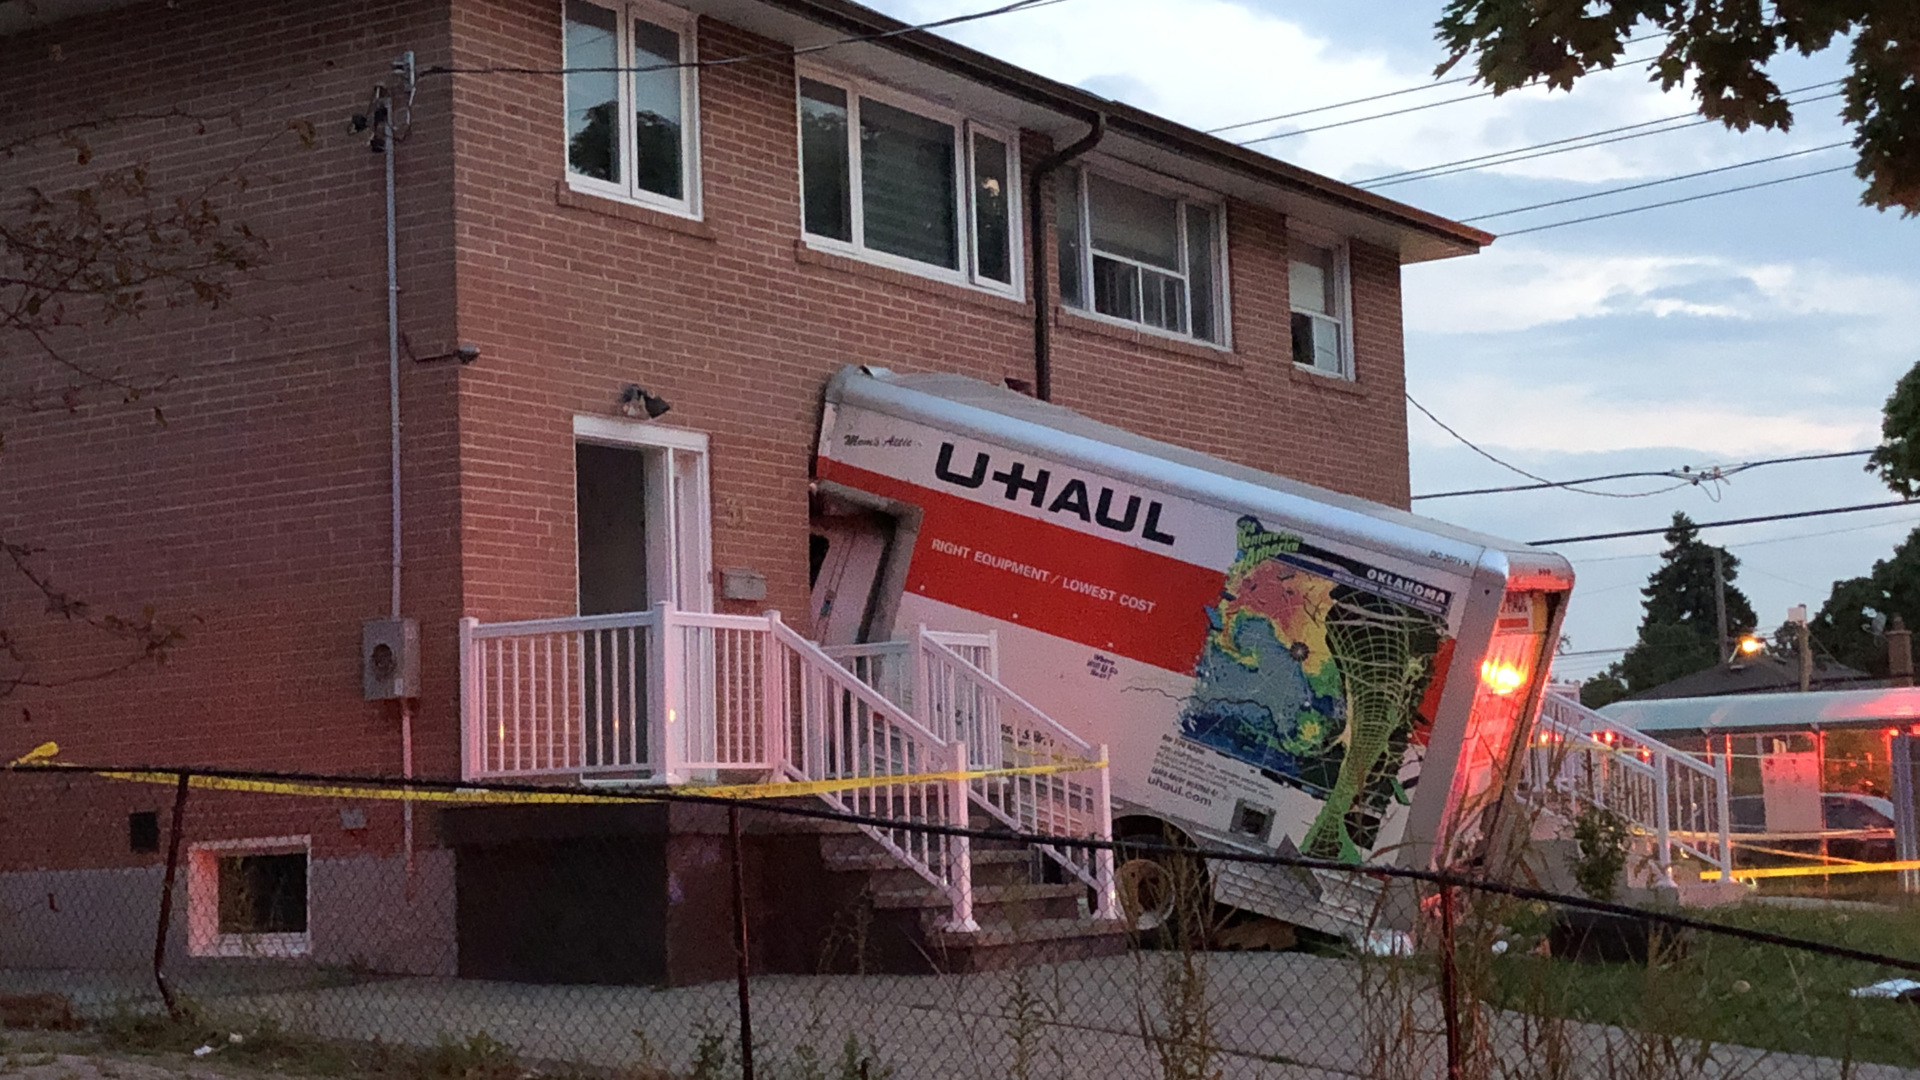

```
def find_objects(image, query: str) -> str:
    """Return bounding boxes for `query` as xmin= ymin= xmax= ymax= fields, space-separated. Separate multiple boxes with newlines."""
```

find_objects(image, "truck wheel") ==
xmin=1115 ymin=821 xmax=1210 ymax=949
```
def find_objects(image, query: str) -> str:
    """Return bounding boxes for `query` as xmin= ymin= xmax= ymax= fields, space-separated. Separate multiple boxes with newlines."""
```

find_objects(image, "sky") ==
xmin=878 ymin=0 xmax=1920 ymax=685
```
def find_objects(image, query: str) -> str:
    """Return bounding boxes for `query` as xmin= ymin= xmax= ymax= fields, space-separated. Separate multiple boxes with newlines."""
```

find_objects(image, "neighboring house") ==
xmin=1631 ymin=654 xmax=1881 ymax=699
xmin=0 ymin=0 xmax=1489 ymax=981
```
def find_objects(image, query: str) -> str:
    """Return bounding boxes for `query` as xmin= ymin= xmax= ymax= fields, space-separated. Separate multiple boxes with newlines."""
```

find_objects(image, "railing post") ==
xmin=762 ymin=611 xmax=786 ymax=777
xmin=911 ymin=622 xmax=932 ymax=737
xmin=652 ymin=600 xmax=684 ymax=784
xmin=458 ymin=617 xmax=479 ymax=781
xmin=1653 ymin=751 xmax=1674 ymax=884
xmin=946 ymin=740 xmax=978 ymax=933
xmin=1092 ymin=743 xmax=1118 ymax=920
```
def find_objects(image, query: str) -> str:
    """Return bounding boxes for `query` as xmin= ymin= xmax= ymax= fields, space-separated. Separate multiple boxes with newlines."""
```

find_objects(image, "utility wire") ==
xmin=1501 ymin=163 xmax=1855 ymax=235
xmin=1353 ymin=81 xmax=1842 ymax=188
xmin=1459 ymin=141 xmax=1850 ymax=222
xmin=1414 ymin=449 xmax=1872 ymax=501
xmin=1407 ymin=394 xmax=1693 ymax=499
xmin=420 ymin=0 xmax=1070 ymax=78
xmin=1531 ymin=500 xmax=1916 ymax=546
xmin=1204 ymin=29 xmax=1673 ymax=136
xmin=1234 ymin=49 xmax=1667 ymax=148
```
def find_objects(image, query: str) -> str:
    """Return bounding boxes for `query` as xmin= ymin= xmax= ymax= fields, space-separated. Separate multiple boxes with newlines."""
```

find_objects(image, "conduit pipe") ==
xmin=1027 ymin=111 xmax=1103 ymax=402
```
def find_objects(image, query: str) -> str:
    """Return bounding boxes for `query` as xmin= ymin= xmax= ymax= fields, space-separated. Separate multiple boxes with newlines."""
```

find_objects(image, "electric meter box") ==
xmin=362 ymin=617 xmax=420 ymax=700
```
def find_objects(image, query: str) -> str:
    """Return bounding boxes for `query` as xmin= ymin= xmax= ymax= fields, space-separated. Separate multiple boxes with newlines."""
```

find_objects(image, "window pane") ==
xmin=1292 ymin=313 xmax=1343 ymax=373
xmin=1087 ymin=173 xmax=1179 ymax=270
xmin=1186 ymin=204 xmax=1218 ymax=342
xmin=218 ymin=853 xmax=307 ymax=934
xmin=860 ymin=99 xmax=957 ymax=269
xmin=1092 ymin=255 xmax=1139 ymax=321
xmin=1056 ymin=170 xmax=1084 ymax=308
xmin=631 ymin=19 xmax=684 ymax=200
xmin=971 ymin=131 xmax=1011 ymax=284
xmin=1290 ymin=244 xmax=1336 ymax=315
xmin=565 ymin=0 xmax=621 ymax=184
xmin=1141 ymin=267 xmax=1186 ymax=333
xmin=799 ymin=79 xmax=852 ymax=242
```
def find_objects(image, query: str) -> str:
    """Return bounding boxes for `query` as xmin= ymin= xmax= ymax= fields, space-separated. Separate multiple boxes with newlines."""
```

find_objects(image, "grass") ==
xmin=1473 ymin=900 xmax=1920 ymax=1067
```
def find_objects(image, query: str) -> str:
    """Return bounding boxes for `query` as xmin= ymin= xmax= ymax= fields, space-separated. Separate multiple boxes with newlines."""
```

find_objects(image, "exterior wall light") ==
xmin=620 ymin=384 xmax=671 ymax=419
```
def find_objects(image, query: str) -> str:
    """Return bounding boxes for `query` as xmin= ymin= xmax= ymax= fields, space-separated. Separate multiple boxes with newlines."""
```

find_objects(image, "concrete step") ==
xmin=924 ymin=916 xmax=1132 ymax=973
xmin=869 ymin=881 xmax=1086 ymax=920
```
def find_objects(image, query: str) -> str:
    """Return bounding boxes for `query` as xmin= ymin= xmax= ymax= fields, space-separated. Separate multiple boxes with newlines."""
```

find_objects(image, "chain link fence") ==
xmin=4 ymin=764 xmax=1920 ymax=1080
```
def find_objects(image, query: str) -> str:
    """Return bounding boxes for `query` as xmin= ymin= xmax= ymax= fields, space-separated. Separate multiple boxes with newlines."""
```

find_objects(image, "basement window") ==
xmin=187 ymin=838 xmax=311 ymax=958
xmin=563 ymin=0 xmax=700 ymax=216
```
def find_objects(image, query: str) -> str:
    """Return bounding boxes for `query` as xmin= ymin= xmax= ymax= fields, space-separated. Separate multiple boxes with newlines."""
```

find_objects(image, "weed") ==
xmin=417 ymin=1031 xmax=522 ymax=1080
xmin=1571 ymin=807 xmax=1632 ymax=902
xmin=688 ymin=1022 xmax=736 ymax=1080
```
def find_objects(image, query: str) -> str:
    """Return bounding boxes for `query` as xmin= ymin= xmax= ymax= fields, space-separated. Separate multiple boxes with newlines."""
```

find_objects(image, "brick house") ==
xmin=0 ymin=0 xmax=1491 ymax=982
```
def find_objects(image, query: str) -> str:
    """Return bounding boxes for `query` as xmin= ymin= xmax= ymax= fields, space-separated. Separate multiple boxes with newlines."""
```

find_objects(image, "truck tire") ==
xmin=1114 ymin=819 xmax=1211 ymax=949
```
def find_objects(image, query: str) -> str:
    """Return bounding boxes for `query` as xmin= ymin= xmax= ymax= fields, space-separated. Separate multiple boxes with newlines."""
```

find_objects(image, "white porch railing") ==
xmin=830 ymin=627 xmax=1118 ymax=920
xmin=1518 ymin=687 xmax=1732 ymax=881
xmin=459 ymin=605 xmax=1116 ymax=930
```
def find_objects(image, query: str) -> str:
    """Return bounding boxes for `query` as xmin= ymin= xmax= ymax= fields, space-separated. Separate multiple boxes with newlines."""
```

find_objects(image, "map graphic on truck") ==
xmin=1183 ymin=516 xmax=1454 ymax=862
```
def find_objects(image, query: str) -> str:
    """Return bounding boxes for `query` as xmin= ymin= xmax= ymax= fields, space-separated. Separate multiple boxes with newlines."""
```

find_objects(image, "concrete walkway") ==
xmin=7 ymin=955 xmax=1918 ymax=1080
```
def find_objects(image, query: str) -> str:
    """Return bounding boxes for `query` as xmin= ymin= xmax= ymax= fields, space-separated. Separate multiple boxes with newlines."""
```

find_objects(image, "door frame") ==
xmin=573 ymin=415 xmax=713 ymax=614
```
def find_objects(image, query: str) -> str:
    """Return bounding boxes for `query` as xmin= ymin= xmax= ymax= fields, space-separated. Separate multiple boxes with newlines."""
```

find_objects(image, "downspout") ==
xmin=1027 ymin=111 xmax=1103 ymax=403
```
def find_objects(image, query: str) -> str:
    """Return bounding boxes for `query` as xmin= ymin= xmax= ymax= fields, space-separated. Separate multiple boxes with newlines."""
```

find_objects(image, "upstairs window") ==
xmin=1290 ymin=241 xmax=1351 ymax=377
xmin=1056 ymin=168 xmax=1225 ymax=344
xmin=564 ymin=0 xmax=699 ymax=214
xmin=798 ymin=74 xmax=1018 ymax=292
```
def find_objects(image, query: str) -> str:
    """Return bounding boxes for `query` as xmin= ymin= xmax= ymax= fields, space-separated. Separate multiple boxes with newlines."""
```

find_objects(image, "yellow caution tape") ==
xmin=9 ymin=743 xmax=1105 ymax=806
xmin=7 ymin=741 xmax=60 ymax=767
xmin=1702 ymin=859 xmax=1920 ymax=882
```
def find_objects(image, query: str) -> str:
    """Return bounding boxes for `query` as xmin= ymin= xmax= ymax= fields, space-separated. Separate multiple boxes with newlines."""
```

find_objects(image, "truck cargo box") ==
xmin=811 ymin=367 xmax=1573 ymax=930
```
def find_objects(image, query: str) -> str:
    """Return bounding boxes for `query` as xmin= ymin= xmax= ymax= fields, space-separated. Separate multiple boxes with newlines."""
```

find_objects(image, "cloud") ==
xmin=1405 ymin=248 xmax=1920 ymax=333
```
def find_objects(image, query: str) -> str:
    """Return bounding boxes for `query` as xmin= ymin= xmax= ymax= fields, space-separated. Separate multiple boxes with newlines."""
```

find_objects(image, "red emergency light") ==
xmin=1480 ymin=659 xmax=1526 ymax=696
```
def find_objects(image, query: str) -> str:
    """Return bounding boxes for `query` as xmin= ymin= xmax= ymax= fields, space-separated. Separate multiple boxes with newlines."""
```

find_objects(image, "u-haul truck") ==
xmin=810 ymin=366 xmax=1573 ymax=932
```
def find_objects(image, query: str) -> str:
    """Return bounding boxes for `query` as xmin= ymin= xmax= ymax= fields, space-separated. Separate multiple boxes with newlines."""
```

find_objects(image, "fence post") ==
xmin=946 ymin=740 xmax=978 ymax=932
xmin=1438 ymin=881 xmax=1462 ymax=1080
xmin=729 ymin=803 xmax=755 ymax=1080
xmin=153 ymin=771 xmax=190 ymax=1022
xmin=651 ymin=601 xmax=683 ymax=784
xmin=1092 ymin=743 xmax=1118 ymax=920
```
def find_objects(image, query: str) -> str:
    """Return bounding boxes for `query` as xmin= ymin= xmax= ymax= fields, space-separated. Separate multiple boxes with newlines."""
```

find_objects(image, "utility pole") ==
xmin=1714 ymin=547 xmax=1730 ymax=663
xmin=1788 ymin=604 xmax=1811 ymax=692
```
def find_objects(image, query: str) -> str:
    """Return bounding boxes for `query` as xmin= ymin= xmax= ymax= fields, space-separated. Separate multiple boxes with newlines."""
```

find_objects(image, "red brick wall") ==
xmin=0 ymin=0 xmax=1416 ymax=853
xmin=0 ymin=0 xmax=459 ymax=861
xmin=446 ymin=3 xmax=1414 ymax=660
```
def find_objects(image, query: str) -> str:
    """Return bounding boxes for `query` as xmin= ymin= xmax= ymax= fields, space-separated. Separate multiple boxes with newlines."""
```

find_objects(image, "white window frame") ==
xmin=795 ymin=66 xmax=1023 ymax=298
xmin=186 ymin=836 xmax=311 ymax=959
xmin=573 ymin=415 xmax=713 ymax=612
xmin=1288 ymin=231 xmax=1354 ymax=379
xmin=562 ymin=0 xmax=702 ymax=218
xmin=1058 ymin=160 xmax=1231 ymax=349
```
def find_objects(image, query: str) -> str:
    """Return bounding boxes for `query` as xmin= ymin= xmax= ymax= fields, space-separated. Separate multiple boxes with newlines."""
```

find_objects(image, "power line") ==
xmin=1233 ymin=49 xmax=1668 ymax=148
xmin=1205 ymin=29 xmax=1673 ymax=137
xmin=420 ymin=0 xmax=1071 ymax=78
xmin=1500 ymin=163 xmax=1856 ymax=235
xmin=1531 ymin=500 xmax=1916 ymax=546
xmin=1458 ymin=141 xmax=1851 ymax=222
xmin=1413 ymin=449 xmax=1872 ymax=501
xmin=1353 ymin=81 xmax=1842 ymax=189
xmin=1207 ymin=75 xmax=1478 ymax=134
xmin=1407 ymin=394 xmax=1695 ymax=499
